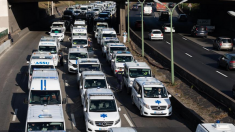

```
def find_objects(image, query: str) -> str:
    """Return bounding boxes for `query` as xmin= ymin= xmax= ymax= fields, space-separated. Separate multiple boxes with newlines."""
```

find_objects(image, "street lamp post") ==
xmin=154 ymin=0 xmax=187 ymax=85
xmin=138 ymin=0 xmax=146 ymax=57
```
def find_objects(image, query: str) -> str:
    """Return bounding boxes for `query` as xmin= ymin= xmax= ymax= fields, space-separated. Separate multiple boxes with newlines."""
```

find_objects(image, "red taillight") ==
xmin=115 ymin=70 xmax=118 ymax=72
xmin=230 ymin=61 xmax=235 ymax=63
xmin=220 ymin=43 xmax=222 ymax=46
xmin=161 ymin=34 xmax=163 ymax=36
xmin=196 ymin=28 xmax=198 ymax=31
xmin=165 ymin=27 xmax=167 ymax=30
xmin=151 ymin=33 xmax=153 ymax=36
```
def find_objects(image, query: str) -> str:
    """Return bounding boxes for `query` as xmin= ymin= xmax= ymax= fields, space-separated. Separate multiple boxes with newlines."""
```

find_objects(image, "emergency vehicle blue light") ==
xmin=38 ymin=114 xmax=52 ymax=118
xmin=117 ymin=51 xmax=130 ymax=54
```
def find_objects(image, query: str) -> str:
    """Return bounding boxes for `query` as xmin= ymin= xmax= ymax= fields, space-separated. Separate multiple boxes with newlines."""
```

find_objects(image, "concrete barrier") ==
xmin=129 ymin=28 xmax=235 ymax=130
xmin=0 ymin=40 xmax=11 ymax=55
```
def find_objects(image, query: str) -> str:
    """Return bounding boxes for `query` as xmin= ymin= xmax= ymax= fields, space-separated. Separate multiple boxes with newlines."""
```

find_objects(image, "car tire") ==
xmin=226 ymin=64 xmax=230 ymax=71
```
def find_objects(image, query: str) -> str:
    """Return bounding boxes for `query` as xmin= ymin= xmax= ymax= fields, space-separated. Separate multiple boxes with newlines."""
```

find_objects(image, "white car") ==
xmin=49 ymin=27 xmax=65 ymax=41
xmin=162 ymin=23 xmax=175 ymax=33
xmin=148 ymin=29 xmax=163 ymax=40
xmin=131 ymin=77 xmax=172 ymax=116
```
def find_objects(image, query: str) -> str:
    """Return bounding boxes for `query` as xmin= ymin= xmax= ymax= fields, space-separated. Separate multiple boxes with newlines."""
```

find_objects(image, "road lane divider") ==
xmin=216 ymin=71 xmax=228 ymax=77
xmin=203 ymin=47 xmax=210 ymax=51
xmin=71 ymin=113 xmax=76 ymax=127
xmin=123 ymin=114 xmax=134 ymax=127
xmin=182 ymin=37 xmax=187 ymax=40
xmin=12 ymin=109 xmax=18 ymax=121
xmin=185 ymin=53 xmax=192 ymax=57
xmin=166 ymin=41 xmax=170 ymax=45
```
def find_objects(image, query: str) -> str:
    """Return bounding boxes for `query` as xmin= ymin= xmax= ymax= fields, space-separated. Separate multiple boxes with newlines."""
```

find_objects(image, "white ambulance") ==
xmin=72 ymin=27 xmax=87 ymax=38
xmin=94 ymin=22 xmax=108 ymax=38
xmin=71 ymin=36 xmax=88 ymax=48
xmin=68 ymin=48 xmax=89 ymax=73
xmin=106 ymin=43 xmax=127 ymax=64
xmin=97 ymin=28 xmax=117 ymax=44
xmin=123 ymin=62 xmax=152 ymax=94
xmin=101 ymin=37 xmax=119 ymax=57
xmin=70 ymin=19 xmax=87 ymax=31
xmin=196 ymin=123 xmax=235 ymax=132
xmin=27 ymin=52 xmax=55 ymax=90
xmin=38 ymin=37 xmax=61 ymax=66
xmin=49 ymin=27 xmax=65 ymax=42
xmin=83 ymin=88 xmax=121 ymax=132
xmin=131 ymin=77 xmax=172 ymax=116
xmin=76 ymin=58 xmax=101 ymax=84
xmin=79 ymin=71 xmax=110 ymax=105
xmin=80 ymin=5 xmax=88 ymax=14
xmin=111 ymin=51 xmax=134 ymax=75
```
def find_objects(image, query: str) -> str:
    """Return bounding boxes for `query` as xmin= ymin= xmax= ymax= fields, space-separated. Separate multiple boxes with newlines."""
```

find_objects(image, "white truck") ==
xmin=79 ymin=71 xmax=110 ymax=105
xmin=27 ymin=52 xmax=55 ymax=90
xmin=106 ymin=43 xmax=127 ymax=63
xmin=68 ymin=48 xmax=89 ymax=73
xmin=97 ymin=28 xmax=117 ymax=44
xmin=71 ymin=36 xmax=88 ymax=48
xmin=83 ymin=88 xmax=121 ymax=132
xmin=131 ymin=77 xmax=172 ymax=116
xmin=123 ymin=62 xmax=152 ymax=94
xmin=111 ymin=51 xmax=134 ymax=75
xmin=197 ymin=19 xmax=215 ymax=32
xmin=144 ymin=5 xmax=152 ymax=15
xmin=38 ymin=36 xmax=61 ymax=66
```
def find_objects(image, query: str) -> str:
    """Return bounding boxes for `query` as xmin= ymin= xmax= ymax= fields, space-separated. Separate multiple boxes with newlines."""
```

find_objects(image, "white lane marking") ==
xmin=166 ymin=41 xmax=170 ymax=45
xmin=182 ymin=37 xmax=187 ymax=40
xmin=185 ymin=53 xmax=192 ymax=57
xmin=123 ymin=114 xmax=134 ymax=127
xmin=12 ymin=109 xmax=18 ymax=121
xmin=216 ymin=71 xmax=228 ymax=77
xmin=71 ymin=113 xmax=76 ymax=127
xmin=203 ymin=47 xmax=210 ymax=51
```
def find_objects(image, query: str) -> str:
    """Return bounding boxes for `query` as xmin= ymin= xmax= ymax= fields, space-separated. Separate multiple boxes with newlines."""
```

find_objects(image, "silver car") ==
xmin=92 ymin=7 xmax=101 ymax=15
xmin=213 ymin=37 xmax=233 ymax=51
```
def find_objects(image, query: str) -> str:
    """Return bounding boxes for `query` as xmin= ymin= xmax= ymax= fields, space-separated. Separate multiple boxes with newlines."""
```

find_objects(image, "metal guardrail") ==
xmin=0 ymin=29 xmax=8 ymax=40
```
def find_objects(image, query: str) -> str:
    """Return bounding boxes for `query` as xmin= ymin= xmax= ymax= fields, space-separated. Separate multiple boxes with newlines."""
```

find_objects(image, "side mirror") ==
xmin=84 ymin=108 xmax=87 ymax=112
xmin=26 ymin=61 xmax=29 ymax=64
xmin=108 ymin=85 xmax=110 ymax=89
xmin=137 ymin=94 xmax=141 ymax=98
xmin=48 ymin=32 xmax=51 ymax=34
xmin=222 ymin=57 xmax=225 ymax=60
xmin=62 ymin=98 xmax=67 ymax=104
xmin=118 ymin=107 xmax=121 ymax=111
xmin=80 ymin=86 xmax=82 ymax=89
xmin=23 ymin=98 xmax=28 ymax=104
xmin=168 ymin=94 xmax=172 ymax=98
xmin=111 ymin=59 xmax=114 ymax=62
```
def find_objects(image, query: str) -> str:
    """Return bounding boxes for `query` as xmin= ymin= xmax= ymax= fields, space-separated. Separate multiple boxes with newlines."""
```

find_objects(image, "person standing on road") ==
xmin=58 ymin=50 xmax=64 ymax=66
xmin=116 ymin=70 xmax=124 ymax=92
xmin=123 ymin=31 xmax=127 ymax=43
xmin=8 ymin=32 xmax=13 ymax=43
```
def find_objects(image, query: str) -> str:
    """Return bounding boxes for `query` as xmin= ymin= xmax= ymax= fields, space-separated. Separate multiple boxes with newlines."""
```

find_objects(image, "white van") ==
xmin=80 ymin=5 xmax=88 ymax=13
xmin=196 ymin=123 xmax=235 ymax=132
xmin=111 ymin=51 xmax=134 ymax=75
xmin=51 ymin=21 xmax=66 ymax=31
xmin=83 ymin=88 xmax=121 ymax=132
xmin=144 ymin=5 xmax=152 ymax=15
xmin=79 ymin=71 xmax=110 ymax=104
xmin=101 ymin=37 xmax=119 ymax=57
xmin=68 ymin=48 xmax=89 ymax=73
xmin=76 ymin=58 xmax=101 ymax=84
xmin=71 ymin=36 xmax=88 ymax=48
xmin=94 ymin=22 xmax=108 ymax=38
xmin=27 ymin=52 xmax=55 ymax=89
xmin=71 ymin=19 xmax=87 ymax=31
xmin=106 ymin=43 xmax=127 ymax=63
xmin=38 ymin=36 xmax=61 ymax=66
xmin=49 ymin=27 xmax=65 ymax=42
xmin=72 ymin=27 xmax=87 ymax=38
xmin=123 ymin=62 xmax=152 ymax=94
xmin=131 ymin=77 xmax=172 ymax=116
xmin=97 ymin=28 xmax=117 ymax=44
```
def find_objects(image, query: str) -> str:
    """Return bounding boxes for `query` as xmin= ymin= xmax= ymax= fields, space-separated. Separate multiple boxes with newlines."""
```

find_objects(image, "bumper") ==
xmin=86 ymin=121 xmax=121 ymax=132
xmin=220 ymin=46 xmax=233 ymax=50
xmin=141 ymin=107 xmax=172 ymax=117
xmin=151 ymin=37 xmax=163 ymax=40
xmin=195 ymin=33 xmax=207 ymax=37
xmin=144 ymin=13 xmax=151 ymax=15
xmin=68 ymin=65 xmax=78 ymax=73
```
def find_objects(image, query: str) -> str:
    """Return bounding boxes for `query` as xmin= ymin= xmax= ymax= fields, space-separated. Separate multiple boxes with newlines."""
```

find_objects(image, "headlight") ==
xmin=168 ymin=103 xmax=172 ymax=109
xmin=143 ymin=102 xmax=150 ymax=109
xmin=115 ymin=118 xmax=120 ymax=125
xmin=68 ymin=61 xmax=72 ymax=65
xmin=88 ymin=118 xmax=94 ymax=125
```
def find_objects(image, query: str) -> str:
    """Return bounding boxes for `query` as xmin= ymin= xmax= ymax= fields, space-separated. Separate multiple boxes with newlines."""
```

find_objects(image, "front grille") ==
xmin=151 ymin=106 xmax=167 ymax=110
xmin=150 ymin=113 xmax=167 ymax=115
xmin=72 ymin=64 xmax=77 ymax=68
xmin=95 ymin=121 xmax=113 ymax=127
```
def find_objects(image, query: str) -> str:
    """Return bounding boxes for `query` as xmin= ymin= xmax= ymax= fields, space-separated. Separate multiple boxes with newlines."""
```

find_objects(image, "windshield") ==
xmin=51 ymin=29 xmax=62 ymax=33
xmin=89 ymin=100 xmax=117 ymax=112
xmin=29 ymin=90 xmax=61 ymax=105
xmin=144 ymin=87 xmax=168 ymax=98
xmin=73 ymin=39 xmax=87 ymax=45
xmin=103 ymin=34 xmax=116 ymax=38
xmin=52 ymin=24 xmax=63 ymax=27
xmin=73 ymin=33 xmax=87 ymax=36
xmin=110 ymin=47 xmax=126 ymax=53
xmin=88 ymin=7 xmax=92 ymax=9
xmin=74 ymin=24 xmax=86 ymax=27
xmin=129 ymin=68 xmax=151 ymax=78
xmin=80 ymin=8 xmax=87 ymax=10
xmin=99 ymin=14 xmax=109 ymax=17
xmin=30 ymin=65 xmax=54 ymax=75
xmin=97 ymin=24 xmax=108 ymax=28
xmin=222 ymin=39 xmax=232 ymax=43
xmin=74 ymin=11 xmax=80 ymax=13
xmin=116 ymin=56 xmax=133 ymax=63
xmin=27 ymin=122 xmax=64 ymax=131
xmin=39 ymin=46 xmax=57 ymax=54
xmin=93 ymin=9 xmax=99 ymax=11
xmin=104 ymin=40 xmax=119 ymax=46
xmin=152 ymin=31 xmax=161 ymax=34
xmin=69 ymin=53 xmax=88 ymax=60
xmin=79 ymin=64 xmax=100 ymax=72
xmin=84 ymin=79 xmax=107 ymax=89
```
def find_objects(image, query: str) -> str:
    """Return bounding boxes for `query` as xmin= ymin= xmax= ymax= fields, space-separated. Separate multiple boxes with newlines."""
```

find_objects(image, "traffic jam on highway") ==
xmin=18 ymin=1 xmax=235 ymax=132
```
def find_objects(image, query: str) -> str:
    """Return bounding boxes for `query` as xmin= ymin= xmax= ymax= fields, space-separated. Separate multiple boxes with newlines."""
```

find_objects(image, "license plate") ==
xmin=154 ymin=111 xmax=163 ymax=114
xmin=99 ymin=128 xmax=108 ymax=130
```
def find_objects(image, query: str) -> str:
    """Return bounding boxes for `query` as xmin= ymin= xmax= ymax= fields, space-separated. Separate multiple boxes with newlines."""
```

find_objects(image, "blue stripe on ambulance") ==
xmin=44 ymin=80 xmax=46 ymax=90
xmin=41 ymin=80 xmax=43 ymax=90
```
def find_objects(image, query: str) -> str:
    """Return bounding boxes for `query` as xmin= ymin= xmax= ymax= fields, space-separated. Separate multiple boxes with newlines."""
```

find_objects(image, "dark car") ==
xmin=191 ymin=25 xmax=208 ymax=38
xmin=159 ymin=11 xmax=169 ymax=21
xmin=218 ymin=54 xmax=235 ymax=71
xmin=168 ymin=2 xmax=174 ymax=8
xmin=61 ymin=15 xmax=73 ymax=27
xmin=135 ymin=20 xmax=145 ymax=29
xmin=98 ymin=12 xmax=111 ymax=23
xmin=178 ymin=14 xmax=187 ymax=22
xmin=132 ymin=4 xmax=138 ymax=10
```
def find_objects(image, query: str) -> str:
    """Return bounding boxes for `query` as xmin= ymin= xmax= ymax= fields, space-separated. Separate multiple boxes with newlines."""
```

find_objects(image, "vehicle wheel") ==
xmin=131 ymin=96 xmax=135 ymax=105
xmin=139 ymin=107 xmax=143 ymax=116
xmin=226 ymin=64 xmax=230 ymax=71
